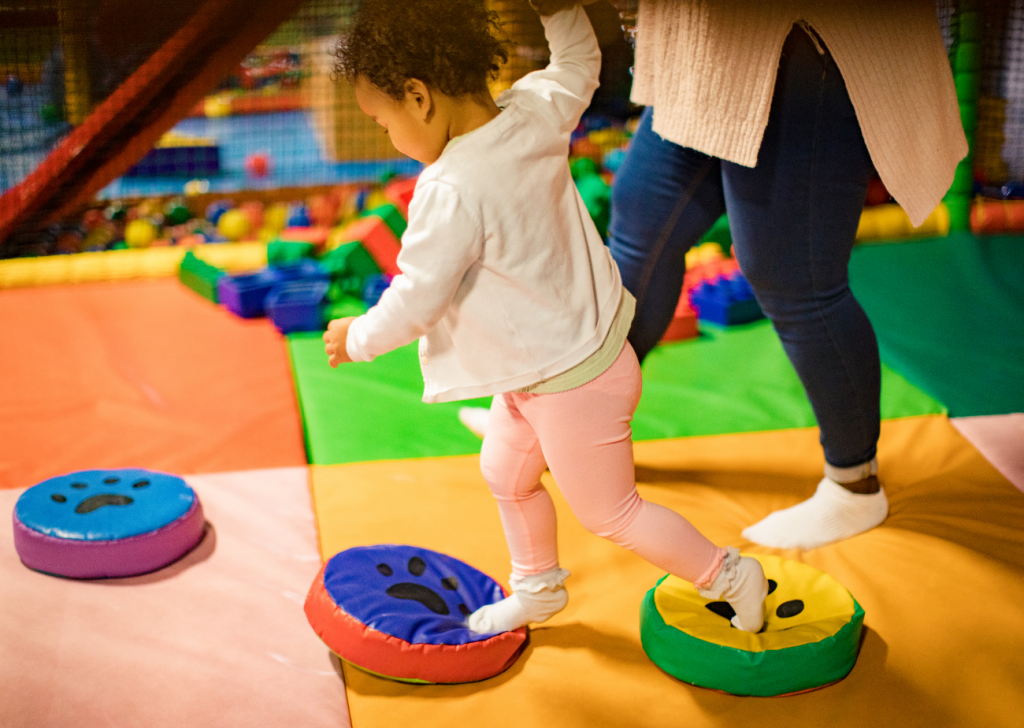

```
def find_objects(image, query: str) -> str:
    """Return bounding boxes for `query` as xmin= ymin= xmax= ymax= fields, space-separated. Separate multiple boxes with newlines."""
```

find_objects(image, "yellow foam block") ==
xmin=311 ymin=415 xmax=1024 ymax=728
xmin=0 ymin=243 xmax=266 ymax=289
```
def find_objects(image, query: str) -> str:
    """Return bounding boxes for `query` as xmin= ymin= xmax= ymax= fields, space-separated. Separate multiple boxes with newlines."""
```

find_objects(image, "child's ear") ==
xmin=405 ymin=78 xmax=433 ymax=122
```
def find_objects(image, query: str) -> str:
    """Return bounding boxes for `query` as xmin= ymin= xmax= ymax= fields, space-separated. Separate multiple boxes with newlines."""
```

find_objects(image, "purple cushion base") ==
xmin=13 ymin=498 xmax=206 ymax=579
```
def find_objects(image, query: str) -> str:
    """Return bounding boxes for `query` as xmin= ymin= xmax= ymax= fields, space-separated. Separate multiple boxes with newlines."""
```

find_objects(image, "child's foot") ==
xmin=458 ymin=406 xmax=490 ymax=439
xmin=697 ymin=547 xmax=767 ymax=632
xmin=467 ymin=567 xmax=570 ymax=633
xmin=742 ymin=476 xmax=888 ymax=550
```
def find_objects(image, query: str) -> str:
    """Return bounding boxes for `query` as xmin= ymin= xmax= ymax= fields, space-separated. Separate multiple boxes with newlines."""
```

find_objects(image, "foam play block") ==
xmin=178 ymin=251 xmax=224 ymax=303
xmin=218 ymin=268 xmax=283 ymax=318
xmin=364 ymin=203 xmax=407 ymax=240
xmin=336 ymin=217 xmax=401 ymax=276
xmin=267 ymin=280 xmax=330 ymax=334
xmin=384 ymin=176 xmax=418 ymax=217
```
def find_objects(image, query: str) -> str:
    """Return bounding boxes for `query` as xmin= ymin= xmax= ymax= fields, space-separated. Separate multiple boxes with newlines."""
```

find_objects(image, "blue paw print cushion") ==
xmin=13 ymin=468 xmax=206 ymax=579
xmin=304 ymin=545 xmax=527 ymax=683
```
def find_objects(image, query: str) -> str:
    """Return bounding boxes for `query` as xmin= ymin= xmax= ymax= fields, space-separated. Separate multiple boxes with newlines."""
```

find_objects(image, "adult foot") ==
xmin=467 ymin=567 xmax=569 ymax=633
xmin=458 ymin=406 xmax=490 ymax=439
xmin=742 ymin=476 xmax=888 ymax=549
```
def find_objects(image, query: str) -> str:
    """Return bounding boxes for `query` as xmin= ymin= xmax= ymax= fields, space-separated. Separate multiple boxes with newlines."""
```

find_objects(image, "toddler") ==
xmin=324 ymin=0 xmax=768 ymax=634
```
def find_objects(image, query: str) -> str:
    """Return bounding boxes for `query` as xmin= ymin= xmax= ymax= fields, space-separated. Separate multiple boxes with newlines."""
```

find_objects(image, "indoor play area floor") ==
xmin=1 ymin=233 xmax=1022 ymax=727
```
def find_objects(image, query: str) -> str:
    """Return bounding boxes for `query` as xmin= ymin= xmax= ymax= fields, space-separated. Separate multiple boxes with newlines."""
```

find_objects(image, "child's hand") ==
xmin=324 ymin=317 xmax=357 ymax=368
xmin=529 ymin=0 xmax=597 ymax=16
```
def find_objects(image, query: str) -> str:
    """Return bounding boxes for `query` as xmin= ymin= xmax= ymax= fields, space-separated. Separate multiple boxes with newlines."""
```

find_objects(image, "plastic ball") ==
xmin=602 ymin=148 xmax=627 ymax=174
xmin=240 ymin=201 xmax=264 ymax=232
xmin=184 ymin=179 xmax=210 ymax=196
xmin=182 ymin=234 xmax=208 ymax=247
xmin=217 ymin=208 xmax=251 ymax=241
xmin=287 ymin=204 xmax=311 ymax=228
xmin=104 ymin=203 xmax=128 ymax=222
xmin=264 ymin=203 xmax=289 ymax=233
xmin=125 ymin=219 xmax=158 ymax=249
xmin=1001 ymin=182 xmax=1024 ymax=200
xmin=40 ymin=103 xmax=62 ymax=123
xmin=56 ymin=230 xmax=84 ymax=255
xmin=205 ymin=200 xmax=234 ymax=225
xmin=164 ymin=200 xmax=191 ymax=226
xmin=82 ymin=209 xmax=105 ymax=232
xmin=354 ymin=188 xmax=370 ymax=213
xmin=244 ymin=152 xmax=272 ymax=178
xmin=308 ymin=195 xmax=339 ymax=227
xmin=83 ymin=223 xmax=115 ymax=251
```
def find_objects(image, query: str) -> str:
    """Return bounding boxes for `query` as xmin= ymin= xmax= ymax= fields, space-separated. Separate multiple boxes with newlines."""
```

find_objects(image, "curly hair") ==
xmin=335 ymin=0 xmax=510 ymax=100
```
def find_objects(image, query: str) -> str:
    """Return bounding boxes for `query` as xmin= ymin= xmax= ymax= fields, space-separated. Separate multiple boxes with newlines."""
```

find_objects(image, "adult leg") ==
xmin=722 ymin=26 xmax=886 ymax=548
xmin=607 ymin=107 xmax=726 ymax=362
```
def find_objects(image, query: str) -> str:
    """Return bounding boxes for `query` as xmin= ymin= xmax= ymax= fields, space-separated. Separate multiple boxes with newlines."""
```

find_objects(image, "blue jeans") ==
xmin=608 ymin=26 xmax=880 ymax=469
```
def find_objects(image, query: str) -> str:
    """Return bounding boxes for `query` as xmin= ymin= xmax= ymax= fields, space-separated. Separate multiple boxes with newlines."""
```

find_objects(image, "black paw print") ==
xmin=49 ymin=475 xmax=151 ymax=514
xmin=704 ymin=579 xmax=805 ymax=629
xmin=378 ymin=556 xmax=472 ymax=617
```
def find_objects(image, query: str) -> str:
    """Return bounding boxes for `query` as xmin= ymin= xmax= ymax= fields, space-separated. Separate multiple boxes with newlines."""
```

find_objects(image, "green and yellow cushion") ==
xmin=640 ymin=554 xmax=864 ymax=696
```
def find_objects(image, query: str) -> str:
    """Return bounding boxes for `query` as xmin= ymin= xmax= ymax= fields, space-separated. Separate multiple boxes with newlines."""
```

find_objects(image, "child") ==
xmin=324 ymin=0 xmax=768 ymax=634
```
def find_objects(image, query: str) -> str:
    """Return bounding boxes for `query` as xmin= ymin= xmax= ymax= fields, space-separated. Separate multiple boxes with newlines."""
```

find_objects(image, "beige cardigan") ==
xmin=631 ymin=0 xmax=968 ymax=226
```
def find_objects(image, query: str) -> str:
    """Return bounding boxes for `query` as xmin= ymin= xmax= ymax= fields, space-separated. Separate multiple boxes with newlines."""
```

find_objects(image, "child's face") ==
xmin=354 ymin=77 xmax=447 ymax=165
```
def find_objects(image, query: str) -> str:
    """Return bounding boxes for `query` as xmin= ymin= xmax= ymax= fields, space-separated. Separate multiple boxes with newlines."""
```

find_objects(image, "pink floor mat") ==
xmin=953 ymin=414 xmax=1024 ymax=493
xmin=0 ymin=467 xmax=350 ymax=728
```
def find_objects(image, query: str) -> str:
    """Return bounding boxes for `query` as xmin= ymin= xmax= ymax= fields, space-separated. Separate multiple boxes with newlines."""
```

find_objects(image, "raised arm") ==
xmin=512 ymin=3 xmax=602 ymax=133
xmin=343 ymin=181 xmax=484 ymax=363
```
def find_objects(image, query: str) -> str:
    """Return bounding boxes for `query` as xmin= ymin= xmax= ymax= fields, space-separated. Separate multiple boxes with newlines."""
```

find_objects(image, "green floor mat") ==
xmin=633 ymin=321 xmax=944 ymax=441
xmin=849 ymin=233 xmax=1024 ymax=417
xmin=290 ymin=318 xmax=943 ymax=465
xmin=288 ymin=333 xmax=490 ymax=465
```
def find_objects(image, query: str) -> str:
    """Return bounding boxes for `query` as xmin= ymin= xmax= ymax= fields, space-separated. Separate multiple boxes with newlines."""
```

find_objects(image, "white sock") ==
xmin=458 ymin=406 xmax=490 ymax=439
xmin=696 ymin=547 xmax=767 ymax=632
xmin=742 ymin=475 xmax=888 ymax=550
xmin=467 ymin=567 xmax=570 ymax=634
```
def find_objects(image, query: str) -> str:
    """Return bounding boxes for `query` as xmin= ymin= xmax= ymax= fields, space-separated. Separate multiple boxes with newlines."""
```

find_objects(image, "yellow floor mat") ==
xmin=310 ymin=415 xmax=1024 ymax=728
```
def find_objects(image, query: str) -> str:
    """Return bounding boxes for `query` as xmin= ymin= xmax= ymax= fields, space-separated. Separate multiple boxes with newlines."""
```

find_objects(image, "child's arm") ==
xmin=513 ymin=2 xmax=602 ymax=133
xmin=333 ymin=181 xmax=483 ymax=364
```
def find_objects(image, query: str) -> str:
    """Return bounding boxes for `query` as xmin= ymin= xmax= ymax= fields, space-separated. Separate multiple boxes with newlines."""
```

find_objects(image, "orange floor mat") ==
xmin=0 ymin=279 xmax=306 ymax=489
xmin=310 ymin=415 xmax=1024 ymax=728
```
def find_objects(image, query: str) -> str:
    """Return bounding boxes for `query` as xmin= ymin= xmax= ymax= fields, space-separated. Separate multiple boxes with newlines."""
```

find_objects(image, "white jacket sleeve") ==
xmin=346 ymin=181 xmax=483 ymax=363
xmin=511 ymin=5 xmax=601 ymax=133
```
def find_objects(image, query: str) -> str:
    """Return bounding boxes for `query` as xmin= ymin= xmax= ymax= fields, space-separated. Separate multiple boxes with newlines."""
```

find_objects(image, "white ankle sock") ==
xmin=696 ymin=547 xmax=767 ymax=632
xmin=458 ymin=406 xmax=490 ymax=439
xmin=742 ymin=475 xmax=888 ymax=549
xmin=467 ymin=567 xmax=570 ymax=634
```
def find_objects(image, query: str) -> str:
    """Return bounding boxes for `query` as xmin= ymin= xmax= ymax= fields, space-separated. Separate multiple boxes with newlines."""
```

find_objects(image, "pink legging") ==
xmin=480 ymin=342 xmax=725 ymax=587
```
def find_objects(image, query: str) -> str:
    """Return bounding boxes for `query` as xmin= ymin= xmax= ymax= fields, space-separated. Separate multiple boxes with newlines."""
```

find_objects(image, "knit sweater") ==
xmin=631 ymin=0 xmax=968 ymax=226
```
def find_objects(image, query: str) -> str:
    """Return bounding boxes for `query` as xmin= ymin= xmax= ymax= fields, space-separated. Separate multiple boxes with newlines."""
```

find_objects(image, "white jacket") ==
xmin=346 ymin=6 xmax=623 ymax=403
